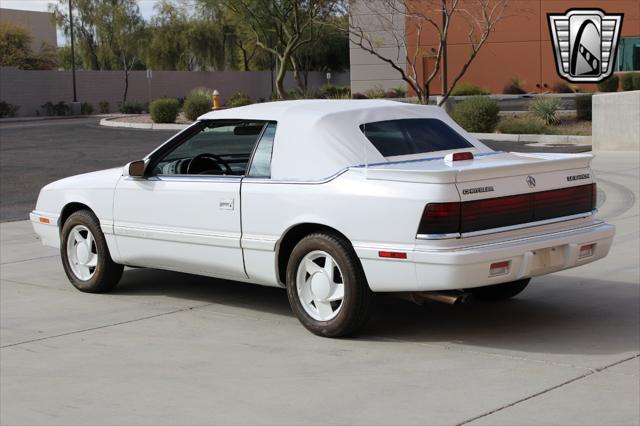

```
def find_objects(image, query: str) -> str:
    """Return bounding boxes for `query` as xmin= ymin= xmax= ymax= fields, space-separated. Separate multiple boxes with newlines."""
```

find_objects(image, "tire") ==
xmin=469 ymin=278 xmax=530 ymax=300
xmin=60 ymin=210 xmax=123 ymax=293
xmin=286 ymin=232 xmax=373 ymax=338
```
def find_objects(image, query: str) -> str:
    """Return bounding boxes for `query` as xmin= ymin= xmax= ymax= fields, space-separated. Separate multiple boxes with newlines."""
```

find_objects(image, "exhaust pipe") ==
xmin=398 ymin=291 xmax=471 ymax=305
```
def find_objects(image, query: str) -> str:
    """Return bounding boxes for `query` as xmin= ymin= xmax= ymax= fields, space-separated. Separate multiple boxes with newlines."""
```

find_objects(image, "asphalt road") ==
xmin=0 ymin=118 xmax=174 ymax=221
xmin=0 ymin=118 xmax=589 ymax=222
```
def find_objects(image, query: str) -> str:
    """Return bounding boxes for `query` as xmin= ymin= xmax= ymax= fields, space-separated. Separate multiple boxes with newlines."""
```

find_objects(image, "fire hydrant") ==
xmin=212 ymin=90 xmax=220 ymax=110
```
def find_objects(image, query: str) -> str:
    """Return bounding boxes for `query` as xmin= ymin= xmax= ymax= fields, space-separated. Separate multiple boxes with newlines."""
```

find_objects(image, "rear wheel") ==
xmin=60 ymin=210 xmax=123 ymax=293
xmin=286 ymin=232 xmax=372 ymax=337
xmin=469 ymin=278 xmax=530 ymax=300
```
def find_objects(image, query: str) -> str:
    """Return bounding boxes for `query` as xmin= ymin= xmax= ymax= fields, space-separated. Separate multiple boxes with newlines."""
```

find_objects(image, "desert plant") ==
xmin=551 ymin=81 xmax=573 ymax=93
xmin=227 ymin=92 xmax=252 ymax=108
xmin=496 ymin=116 xmax=555 ymax=134
xmin=502 ymin=76 xmax=526 ymax=94
xmin=80 ymin=102 xmax=94 ymax=115
xmin=183 ymin=89 xmax=212 ymax=121
xmin=0 ymin=101 xmax=19 ymax=118
xmin=41 ymin=101 xmax=70 ymax=116
xmin=529 ymin=96 xmax=562 ymax=125
xmin=351 ymin=93 xmax=368 ymax=99
xmin=365 ymin=85 xmax=386 ymax=99
xmin=575 ymin=94 xmax=593 ymax=121
xmin=119 ymin=101 xmax=144 ymax=114
xmin=98 ymin=101 xmax=110 ymax=114
xmin=620 ymin=72 xmax=640 ymax=91
xmin=450 ymin=96 xmax=500 ymax=133
xmin=391 ymin=85 xmax=407 ymax=97
xmin=149 ymin=98 xmax=179 ymax=123
xmin=451 ymin=82 xmax=489 ymax=96
xmin=597 ymin=74 xmax=619 ymax=92
xmin=320 ymin=84 xmax=350 ymax=98
xmin=633 ymin=73 xmax=640 ymax=90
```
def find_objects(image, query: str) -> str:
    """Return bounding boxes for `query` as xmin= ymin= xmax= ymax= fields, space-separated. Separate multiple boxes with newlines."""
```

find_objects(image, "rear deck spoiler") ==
xmin=351 ymin=152 xmax=594 ymax=184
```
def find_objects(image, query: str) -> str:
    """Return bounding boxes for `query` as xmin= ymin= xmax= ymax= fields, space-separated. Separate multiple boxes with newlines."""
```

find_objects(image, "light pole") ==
xmin=69 ymin=0 xmax=77 ymax=103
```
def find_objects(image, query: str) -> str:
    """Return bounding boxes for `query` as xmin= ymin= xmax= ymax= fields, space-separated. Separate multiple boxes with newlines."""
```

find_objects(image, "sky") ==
xmin=0 ymin=0 xmax=164 ymax=45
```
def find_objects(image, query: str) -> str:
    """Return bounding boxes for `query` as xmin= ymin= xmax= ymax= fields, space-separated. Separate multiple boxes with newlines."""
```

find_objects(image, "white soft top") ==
xmin=199 ymin=99 xmax=489 ymax=181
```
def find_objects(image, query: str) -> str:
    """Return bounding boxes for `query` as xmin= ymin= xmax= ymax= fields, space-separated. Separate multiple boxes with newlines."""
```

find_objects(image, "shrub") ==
xmin=41 ymin=101 xmax=70 ymax=116
xmin=451 ymin=82 xmax=489 ymax=96
xmin=98 ymin=100 xmax=110 ymax=114
xmin=597 ymin=74 xmax=619 ymax=92
xmin=575 ymin=94 xmax=592 ymax=121
xmin=320 ymin=84 xmax=350 ymax=98
xmin=120 ymin=101 xmax=144 ymax=114
xmin=227 ymin=92 xmax=252 ymax=108
xmin=551 ymin=81 xmax=573 ymax=93
xmin=365 ymin=85 xmax=386 ymax=99
xmin=620 ymin=72 xmax=640 ymax=91
xmin=529 ymin=96 xmax=561 ymax=125
xmin=351 ymin=92 xmax=368 ymax=99
xmin=391 ymin=85 xmax=407 ymax=97
xmin=80 ymin=102 xmax=94 ymax=115
xmin=502 ymin=76 xmax=526 ymax=94
xmin=450 ymin=96 xmax=500 ymax=133
xmin=0 ymin=101 xmax=19 ymax=118
xmin=496 ymin=116 xmax=555 ymax=134
xmin=183 ymin=89 xmax=212 ymax=121
xmin=384 ymin=90 xmax=400 ymax=98
xmin=149 ymin=98 xmax=179 ymax=123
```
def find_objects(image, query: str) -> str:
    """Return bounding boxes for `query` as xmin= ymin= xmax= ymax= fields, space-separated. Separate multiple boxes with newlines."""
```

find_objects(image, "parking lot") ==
xmin=1 ymin=119 xmax=638 ymax=425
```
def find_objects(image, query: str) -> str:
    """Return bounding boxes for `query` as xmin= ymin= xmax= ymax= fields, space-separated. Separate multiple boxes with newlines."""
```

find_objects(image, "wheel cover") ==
xmin=66 ymin=225 xmax=98 ymax=281
xmin=296 ymin=250 xmax=345 ymax=321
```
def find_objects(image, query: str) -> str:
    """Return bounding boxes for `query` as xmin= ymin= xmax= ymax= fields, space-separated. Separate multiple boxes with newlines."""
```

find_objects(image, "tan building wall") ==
xmin=0 ymin=8 xmax=57 ymax=51
xmin=0 ymin=68 xmax=349 ymax=117
xmin=351 ymin=0 xmax=640 ymax=94
xmin=410 ymin=0 xmax=640 ymax=95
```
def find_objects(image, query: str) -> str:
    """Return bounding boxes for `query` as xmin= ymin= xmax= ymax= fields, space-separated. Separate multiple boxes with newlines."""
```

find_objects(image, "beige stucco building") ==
xmin=0 ymin=8 xmax=57 ymax=52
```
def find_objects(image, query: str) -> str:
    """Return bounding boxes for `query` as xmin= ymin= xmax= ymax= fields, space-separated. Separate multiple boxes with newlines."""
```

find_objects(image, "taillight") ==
xmin=418 ymin=184 xmax=595 ymax=236
xmin=417 ymin=202 xmax=460 ymax=235
xmin=592 ymin=182 xmax=597 ymax=210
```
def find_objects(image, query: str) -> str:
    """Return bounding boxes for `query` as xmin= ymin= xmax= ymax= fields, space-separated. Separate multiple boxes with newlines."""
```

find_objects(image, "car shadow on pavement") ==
xmin=113 ymin=268 xmax=639 ymax=356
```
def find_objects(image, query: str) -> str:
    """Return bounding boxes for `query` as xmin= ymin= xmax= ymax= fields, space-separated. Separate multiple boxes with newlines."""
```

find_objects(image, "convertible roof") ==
xmin=199 ymin=100 xmax=488 ymax=181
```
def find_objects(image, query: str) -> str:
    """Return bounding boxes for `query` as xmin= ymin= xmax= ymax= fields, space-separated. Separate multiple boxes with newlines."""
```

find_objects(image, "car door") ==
xmin=112 ymin=120 xmax=267 ymax=280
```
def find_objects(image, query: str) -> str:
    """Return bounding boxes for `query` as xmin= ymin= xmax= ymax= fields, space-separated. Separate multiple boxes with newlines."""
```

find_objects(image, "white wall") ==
xmin=592 ymin=91 xmax=640 ymax=151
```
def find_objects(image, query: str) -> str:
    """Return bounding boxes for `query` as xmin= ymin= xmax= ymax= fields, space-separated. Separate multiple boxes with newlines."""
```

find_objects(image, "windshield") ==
xmin=360 ymin=118 xmax=473 ymax=158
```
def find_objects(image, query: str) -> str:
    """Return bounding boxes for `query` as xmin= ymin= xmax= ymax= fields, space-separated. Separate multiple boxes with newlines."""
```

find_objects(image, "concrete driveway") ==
xmin=0 ymin=122 xmax=638 ymax=424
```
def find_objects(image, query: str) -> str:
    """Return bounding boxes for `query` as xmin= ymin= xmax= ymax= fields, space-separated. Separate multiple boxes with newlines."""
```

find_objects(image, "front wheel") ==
xmin=60 ymin=210 xmax=123 ymax=293
xmin=469 ymin=278 xmax=531 ymax=300
xmin=286 ymin=233 xmax=372 ymax=338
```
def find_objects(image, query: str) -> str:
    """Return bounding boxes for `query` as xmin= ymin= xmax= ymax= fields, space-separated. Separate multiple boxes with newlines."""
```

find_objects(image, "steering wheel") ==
xmin=187 ymin=153 xmax=233 ymax=175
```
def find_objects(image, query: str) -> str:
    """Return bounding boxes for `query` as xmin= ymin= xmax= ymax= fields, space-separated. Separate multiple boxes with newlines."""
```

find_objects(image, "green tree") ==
xmin=51 ymin=0 xmax=145 ymax=102
xmin=57 ymin=45 xmax=83 ymax=70
xmin=0 ymin=23 xmax=57 ymax=69
xmin=221 ymin=0 xmax=341 ymax=99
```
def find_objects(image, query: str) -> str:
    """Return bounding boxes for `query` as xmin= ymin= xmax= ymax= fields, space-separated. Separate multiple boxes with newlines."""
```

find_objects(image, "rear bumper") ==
xmin=358 ymin=221 xmax=615 ymax=292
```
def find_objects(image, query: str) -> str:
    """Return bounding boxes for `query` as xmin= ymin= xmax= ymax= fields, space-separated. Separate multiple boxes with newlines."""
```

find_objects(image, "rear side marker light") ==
xmin=39 ymin=217 xmax=50 ymax=224
xmin=489 ymin=261 xmax=510 ymax=277
xmin=445 ymin=152 xmax=474 ymax=162
xmin=579 ymin=244 xmax=595 ymax=259
xmin=379 ymin=251 xmax=407 ymax=259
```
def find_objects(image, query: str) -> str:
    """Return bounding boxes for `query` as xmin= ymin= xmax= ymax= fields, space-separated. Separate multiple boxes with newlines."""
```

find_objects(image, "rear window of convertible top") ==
xmin=359 ymin=118 xmax=473 ymax=157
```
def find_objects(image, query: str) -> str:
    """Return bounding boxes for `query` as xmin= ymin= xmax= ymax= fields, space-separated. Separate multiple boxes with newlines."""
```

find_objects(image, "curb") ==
xmin=471 ymin=132 xmax=591 ymax=145
xmin=99 ymin=117 xmax=188 ymax=130
xmin=0 ymin=115 xmax=101 ymax=124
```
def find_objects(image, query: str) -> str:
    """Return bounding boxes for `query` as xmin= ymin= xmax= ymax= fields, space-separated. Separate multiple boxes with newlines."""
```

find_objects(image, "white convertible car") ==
xmin=31 ymin=100 xmax=615 ymax=337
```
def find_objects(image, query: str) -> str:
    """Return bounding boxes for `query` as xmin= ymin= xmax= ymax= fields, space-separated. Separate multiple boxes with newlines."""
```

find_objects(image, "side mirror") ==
xmin=124 ymin=160 xmax=147 ymax=178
